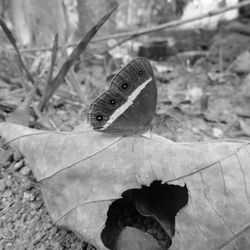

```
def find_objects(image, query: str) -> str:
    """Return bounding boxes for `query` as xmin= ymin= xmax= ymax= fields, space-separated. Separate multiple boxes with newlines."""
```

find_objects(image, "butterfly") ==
xmin=87 ymin=57 xmax=157 ymax=136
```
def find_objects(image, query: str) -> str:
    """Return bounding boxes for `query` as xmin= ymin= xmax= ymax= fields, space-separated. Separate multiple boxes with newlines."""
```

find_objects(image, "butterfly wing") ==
xmin=88 ymin=57 xmax=157 ymax=135
xmin=88 ymin=89 xmax=135 ymax=131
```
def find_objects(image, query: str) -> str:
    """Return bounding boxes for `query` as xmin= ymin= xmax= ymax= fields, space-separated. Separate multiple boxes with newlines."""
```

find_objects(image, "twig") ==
xmin=41 ymin=3 xmax=119 ymax=106
xmin=0 ymin=18 xmax=35 ymax=84
xmin=13 ymin=0 xmax=250 ymax=53
xmin=0 ymin=201 xmax=14 ymax=214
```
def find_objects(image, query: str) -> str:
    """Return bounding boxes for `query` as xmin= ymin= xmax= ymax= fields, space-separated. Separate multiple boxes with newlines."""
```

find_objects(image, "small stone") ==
xmin=50 ymin=227 xmax=58 ymax=236
xmin=13 ymin=160 xmax=24 ymax=171
xmin=22 ymin=181 xmax=32 ymax=191
xmin=34 ymin=201 xmax=43 ymax=210
xmin=13 ymin=151 xmax=22 ymax=162
xmin=212 ymin=127 xmax=223 ymax=138
xmin=20 ymin=166 xmax=31 ymax=176
xmin=2 ymin=197 xmax=7 ymax=203
xmin=0 ymin=179 xmax=6 ymax=192
xmin=23 ymin=192 xmax=35 ymax=201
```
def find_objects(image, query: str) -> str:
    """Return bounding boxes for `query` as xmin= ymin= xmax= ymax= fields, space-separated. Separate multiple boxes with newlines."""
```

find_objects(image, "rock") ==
xmin=23 ymin=192 xmax=35 ymax=201
xmin=50 ymin=226 xmax=58 ymax=236
xmin=13 ymin=160 xmax=24 ymax=171
xmin=1 ymin=197 xmax=7 ymax=203
xmin=212 ymin=127 xmax=223 ymax=138
xmin=20 ymin=166 xmax=31 ymax=176
xmin=0 ymin=179 xmax=6 ymax=192
xmin=22 ymin=181 xmax=33 ymax=191
xmin=32 ymin=201 xmax=43 ymax=210
xmin=13 ymin=150 xmax=22 ymax=162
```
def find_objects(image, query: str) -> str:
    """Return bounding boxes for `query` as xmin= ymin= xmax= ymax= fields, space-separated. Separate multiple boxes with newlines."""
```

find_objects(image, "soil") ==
xmin=1 ymin=20 xmax=250 ymax=250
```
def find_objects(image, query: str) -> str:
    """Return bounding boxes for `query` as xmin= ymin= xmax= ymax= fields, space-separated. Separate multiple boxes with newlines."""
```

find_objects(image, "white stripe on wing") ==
xmin=100 ymin=77 xmax=152 ymax=130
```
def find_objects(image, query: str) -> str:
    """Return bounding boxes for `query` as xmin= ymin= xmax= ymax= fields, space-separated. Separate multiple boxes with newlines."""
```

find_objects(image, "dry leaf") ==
xmin=0 ymin=122 xmax=250 ymax=249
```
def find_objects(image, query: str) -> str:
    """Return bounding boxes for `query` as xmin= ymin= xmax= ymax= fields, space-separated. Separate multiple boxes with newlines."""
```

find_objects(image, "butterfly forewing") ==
xmin=110 ymin=57 xmax=154 ymax=96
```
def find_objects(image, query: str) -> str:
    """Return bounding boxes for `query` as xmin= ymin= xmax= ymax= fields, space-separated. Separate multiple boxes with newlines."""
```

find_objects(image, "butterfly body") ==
xmin=88 ymin=57 xmax=157 ymax=136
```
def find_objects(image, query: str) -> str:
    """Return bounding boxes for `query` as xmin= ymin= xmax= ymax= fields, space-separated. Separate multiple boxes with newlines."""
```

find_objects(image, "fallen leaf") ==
xmin=0 ymin=122 xmax=250 ymax=250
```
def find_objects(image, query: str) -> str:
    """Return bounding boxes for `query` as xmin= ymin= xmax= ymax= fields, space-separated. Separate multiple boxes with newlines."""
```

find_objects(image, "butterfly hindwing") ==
xmin=88 ymin=89 xmax=127 ymax=130
xmin=88 ymin=57 xmax=157 ymax=135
